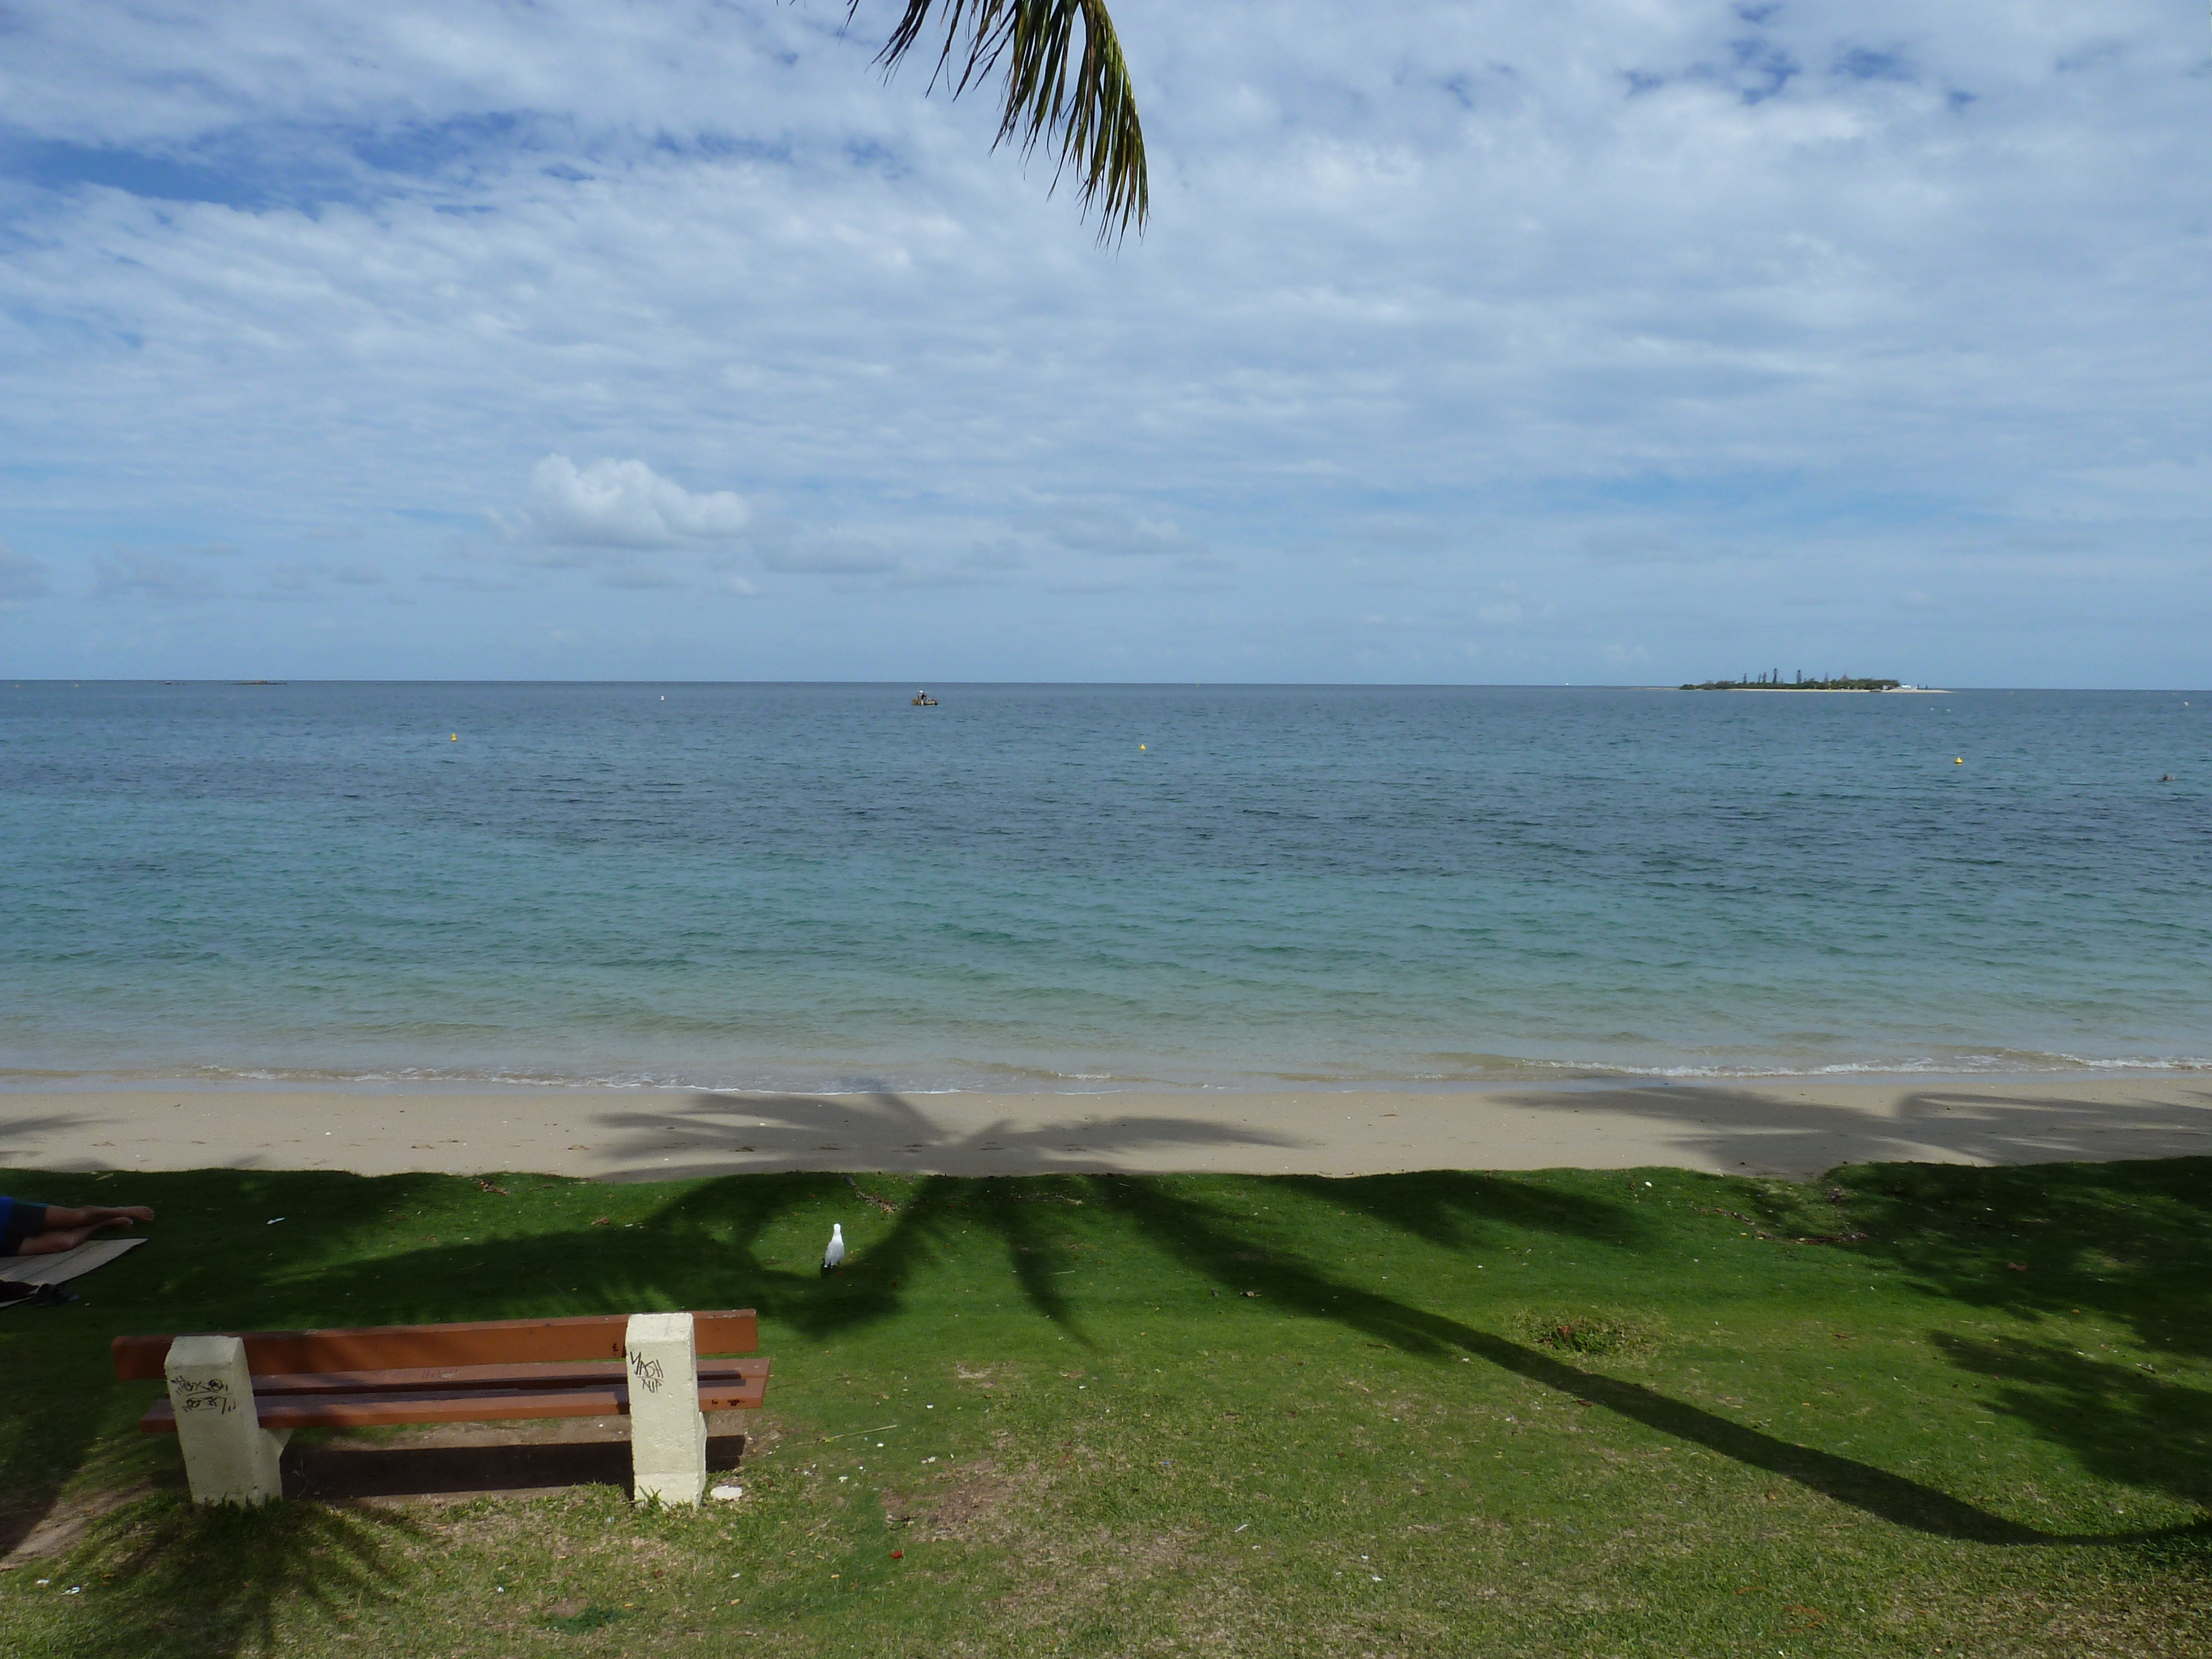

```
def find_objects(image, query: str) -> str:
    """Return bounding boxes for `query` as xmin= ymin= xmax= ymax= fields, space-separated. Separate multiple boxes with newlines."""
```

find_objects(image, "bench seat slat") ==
xmin=246 ymin=1356 xmax=769 ymax=1396
xmin=112 ymin=1310 xmax=758 ymax=1381
xmin=138 ymin=1372 xmax=768 ymax=1432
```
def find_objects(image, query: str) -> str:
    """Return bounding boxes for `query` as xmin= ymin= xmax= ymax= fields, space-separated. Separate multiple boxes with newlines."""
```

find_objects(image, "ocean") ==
xmin=2 ymin=681 xmax=2206 ymax=1093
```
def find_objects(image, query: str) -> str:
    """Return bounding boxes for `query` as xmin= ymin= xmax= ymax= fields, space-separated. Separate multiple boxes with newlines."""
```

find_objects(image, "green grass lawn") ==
xmin=0 ymin=1157 xmax=2206 ymax=1657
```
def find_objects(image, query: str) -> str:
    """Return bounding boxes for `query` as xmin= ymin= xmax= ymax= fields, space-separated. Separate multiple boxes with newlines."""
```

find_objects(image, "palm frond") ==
xmin=860 ymin=0 xmax=1148 ymax=239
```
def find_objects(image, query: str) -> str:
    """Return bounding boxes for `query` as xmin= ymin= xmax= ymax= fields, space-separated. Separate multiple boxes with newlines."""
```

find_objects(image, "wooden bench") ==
xmin=113 ymin=1310 xmax=768 ymax=1507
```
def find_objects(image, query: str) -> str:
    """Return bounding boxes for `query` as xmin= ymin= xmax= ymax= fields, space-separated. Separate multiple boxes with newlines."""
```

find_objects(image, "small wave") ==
xmin=1541 ymin=1052 xmax=2212 ymax=1081
xmin=9 ymin=1045 xmax=2210 ymax=1097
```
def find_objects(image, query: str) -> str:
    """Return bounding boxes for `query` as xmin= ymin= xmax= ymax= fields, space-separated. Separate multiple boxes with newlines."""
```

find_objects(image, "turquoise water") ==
xmin=1 ymin=681 xmax=2207 ymax=1091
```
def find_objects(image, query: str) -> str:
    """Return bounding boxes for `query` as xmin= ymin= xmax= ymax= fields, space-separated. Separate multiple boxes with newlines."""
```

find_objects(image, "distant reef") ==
xmin=1681 ymin=673 xmax=1904 ymax=691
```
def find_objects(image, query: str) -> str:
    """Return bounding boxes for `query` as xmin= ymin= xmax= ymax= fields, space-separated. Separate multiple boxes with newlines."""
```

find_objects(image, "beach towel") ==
xmin=0 ymin=1237 xmax=145 ymax=1310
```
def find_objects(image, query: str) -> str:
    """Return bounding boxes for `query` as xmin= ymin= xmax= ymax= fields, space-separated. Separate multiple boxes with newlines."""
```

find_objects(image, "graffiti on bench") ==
xmin=173 ymin=1376 xmax=241 ymax=1416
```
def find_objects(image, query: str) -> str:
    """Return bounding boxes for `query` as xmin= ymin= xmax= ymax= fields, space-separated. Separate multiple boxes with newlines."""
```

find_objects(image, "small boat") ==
xmin=911 ymin=691 xmax=938 ymax=707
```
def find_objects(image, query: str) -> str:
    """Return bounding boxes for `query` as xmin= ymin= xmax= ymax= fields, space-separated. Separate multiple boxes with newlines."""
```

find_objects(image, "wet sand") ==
xmin=2 ymin=1076 xmax=2208 ymax=1182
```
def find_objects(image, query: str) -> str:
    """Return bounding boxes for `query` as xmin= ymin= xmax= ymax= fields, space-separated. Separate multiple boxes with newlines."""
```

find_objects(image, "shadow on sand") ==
xmin=588 ymin=1088 xmax=1303 ymax=1181
xmin=1496 ymin=1081 xmax=2212 ymax=1175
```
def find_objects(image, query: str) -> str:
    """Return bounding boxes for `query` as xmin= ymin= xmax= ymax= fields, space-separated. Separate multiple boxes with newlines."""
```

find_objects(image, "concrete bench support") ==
xmin=121 ymin=1311 xmax=760 ymax=1506
xmin=165 ymin=1334 xmax=290 ymax=1505
xmin=625 ymin=1311 xmax=707 ymax=1506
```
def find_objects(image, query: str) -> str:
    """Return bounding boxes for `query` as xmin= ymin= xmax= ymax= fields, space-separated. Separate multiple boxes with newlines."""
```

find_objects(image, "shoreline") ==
xmin=3 ymin=1076 xmax=2206 ymax=1183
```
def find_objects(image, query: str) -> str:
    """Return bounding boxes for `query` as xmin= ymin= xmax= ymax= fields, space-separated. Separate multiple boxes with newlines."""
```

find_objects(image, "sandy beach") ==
xmin=2 ymin=1076 xmax=2206 ymax=1183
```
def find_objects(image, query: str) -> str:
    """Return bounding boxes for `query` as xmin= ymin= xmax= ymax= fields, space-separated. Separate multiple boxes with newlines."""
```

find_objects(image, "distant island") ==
xmin=1681 ymin=672 xmax=1907 ymax=691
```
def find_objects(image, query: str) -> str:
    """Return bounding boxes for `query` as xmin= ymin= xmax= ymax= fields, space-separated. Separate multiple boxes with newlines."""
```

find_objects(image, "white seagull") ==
xmin=822 ymin=1223 xmax=846 ymax=1274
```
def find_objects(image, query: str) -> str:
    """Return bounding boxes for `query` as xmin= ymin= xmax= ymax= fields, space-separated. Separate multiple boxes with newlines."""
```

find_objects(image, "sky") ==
xmin=0 ymin=1 xmax=2206 ymax=686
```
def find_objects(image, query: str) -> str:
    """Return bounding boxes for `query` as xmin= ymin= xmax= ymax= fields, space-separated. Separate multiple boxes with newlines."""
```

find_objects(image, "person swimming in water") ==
xmin=0 ymin=1195 xmax=155 ymax=1257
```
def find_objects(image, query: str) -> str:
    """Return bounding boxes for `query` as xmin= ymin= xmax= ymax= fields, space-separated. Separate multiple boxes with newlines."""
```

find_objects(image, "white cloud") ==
xmin=0 ymin=1 xmax=2204 ymax=682
xmin=508 ymin=456 xmax=749 ymax=550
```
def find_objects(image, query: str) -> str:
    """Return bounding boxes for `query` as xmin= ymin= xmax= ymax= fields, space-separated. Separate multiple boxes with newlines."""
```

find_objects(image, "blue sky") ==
xmin=1 ymin=1 xmax=2206 ymax=685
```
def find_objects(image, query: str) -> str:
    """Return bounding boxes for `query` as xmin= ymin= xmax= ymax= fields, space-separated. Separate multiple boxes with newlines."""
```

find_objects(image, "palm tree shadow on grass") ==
xmin=0 ymin=1167 xmax=461 ymax=1566
xmin=650 ymin=1168 xmax=1093 ymax=1342
xmin=58 ymin=1495 xmax=417 ymax=1659
xmin=192 ymin=1164 xmax=1630 ymax=1365
xmin=1817 ymin=1158 xmax=2212 ymax=1360
xmin=674 ymin=1168 xmax=1627 ymax=1347
xmin=212 ymin=1168 xmax=1095 ymax=1353
xmin=77 ymin=1162 xmax=2212 ymax=1559
xmin=1933 ymin=1333 xmax=2212 ymax=1514
xmin=1754 ymin=1158 xmax=2212 ymax=1517
xmin=645 ymin=1164 xmax=2206 ymax=1547
xmin=1089 ymin=1174 xmax=2211 ymax=1550
xmin=1271 ymin=1169 xmax=1642 ymax=1252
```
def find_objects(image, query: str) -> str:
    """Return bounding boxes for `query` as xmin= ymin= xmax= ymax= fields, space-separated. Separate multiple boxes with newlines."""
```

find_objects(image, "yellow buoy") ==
xmin=1954 ymin=757 xmax=1963 ymax=764
xmin=1139 ymin=743 xmax=1147 ymax=751
xmin=451 ymin=734 xmax=458 ymax=742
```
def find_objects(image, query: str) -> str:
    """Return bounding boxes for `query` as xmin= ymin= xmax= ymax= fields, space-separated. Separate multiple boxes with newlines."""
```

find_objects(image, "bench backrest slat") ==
xmin=111 ymin=1310 xmax=757 ymax=1381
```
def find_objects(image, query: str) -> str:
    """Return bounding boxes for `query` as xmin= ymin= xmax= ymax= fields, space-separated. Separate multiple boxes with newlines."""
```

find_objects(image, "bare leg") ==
xmin=4 ymin=1204 xmax=153 ymax=1259
xmin=39 ymin=1205 xmax=154 ymax=1230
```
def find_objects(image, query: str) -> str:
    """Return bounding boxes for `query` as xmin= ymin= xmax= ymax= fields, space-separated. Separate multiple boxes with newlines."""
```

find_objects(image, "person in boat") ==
xmin=0 ymin=1196 xmax=155 ymax=1257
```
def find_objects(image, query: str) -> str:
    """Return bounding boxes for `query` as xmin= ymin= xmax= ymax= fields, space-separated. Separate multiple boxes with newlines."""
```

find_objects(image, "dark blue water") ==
xmin=2 ymin=682 xmax=2206 ymax=1090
